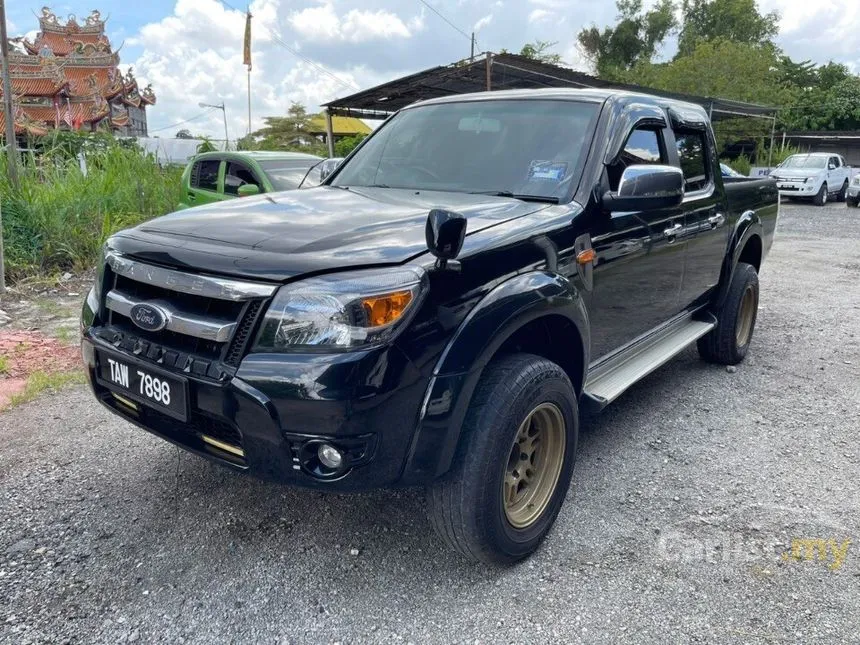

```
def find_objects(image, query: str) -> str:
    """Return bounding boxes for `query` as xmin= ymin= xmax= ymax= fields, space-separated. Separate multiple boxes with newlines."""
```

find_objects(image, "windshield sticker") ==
xmin=528 ymin=161 xmax=568 ymax=182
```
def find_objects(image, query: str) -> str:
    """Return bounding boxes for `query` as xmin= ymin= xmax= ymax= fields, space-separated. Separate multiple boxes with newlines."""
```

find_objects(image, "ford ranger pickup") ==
xmin=81 ymin=88 xmax=778 ymax=564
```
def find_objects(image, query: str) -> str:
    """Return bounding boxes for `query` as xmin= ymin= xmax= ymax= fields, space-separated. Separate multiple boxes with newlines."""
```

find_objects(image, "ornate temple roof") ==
xmin=2 ymin=7 xmax=156 ymax=136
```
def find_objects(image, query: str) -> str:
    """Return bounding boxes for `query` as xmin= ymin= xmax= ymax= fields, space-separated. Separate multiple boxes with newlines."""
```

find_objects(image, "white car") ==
xmin=848 ymin=174 xmax=860 ymax=208
xmin=770 ymin=153 xmax=852 ymax=206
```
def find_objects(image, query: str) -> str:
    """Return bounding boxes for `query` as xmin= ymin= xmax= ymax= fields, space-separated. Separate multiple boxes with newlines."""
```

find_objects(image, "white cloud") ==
xmin=290 ymin=3 xmax=417 ymax=43
xmin=474 ymin=14 xmax=493 ymax=32
xmin=528 ymin=9 xmax=552 ymax=23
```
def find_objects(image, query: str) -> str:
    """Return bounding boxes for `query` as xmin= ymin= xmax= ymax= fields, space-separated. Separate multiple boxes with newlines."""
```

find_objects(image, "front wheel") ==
xmin=813 ymin=182 xmax=828 ymax=206
xmin=837 ymin=180 xmax=849 ymax=202
xmin=698 ymin=262 xmax=759 ymax=365
xmin=427 ymin=353 xmax=578 ymax=565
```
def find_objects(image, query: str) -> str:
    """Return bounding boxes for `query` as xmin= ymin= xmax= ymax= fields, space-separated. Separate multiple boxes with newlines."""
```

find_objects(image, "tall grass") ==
xmin=1 ymin=136 xmax=183 ymax=280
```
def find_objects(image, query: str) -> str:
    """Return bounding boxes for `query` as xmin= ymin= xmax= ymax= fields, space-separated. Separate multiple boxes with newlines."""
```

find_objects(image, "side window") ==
xmin=830 ymin=156 xmax=840 ymax=169
xmin=191 ymin=159 xmax=220 ymax=192
xmin=609 ymin=128 xmax=666 ymax=190
xmin=224 ymin=161 xmax=260 ymax=196
xmin=674 ymin=131 xmax=709 ymax=193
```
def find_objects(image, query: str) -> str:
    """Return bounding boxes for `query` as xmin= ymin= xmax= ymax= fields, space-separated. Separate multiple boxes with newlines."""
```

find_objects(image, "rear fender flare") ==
xmin=400 ymin=271 xmax=589 ymax=483
xmin=714 ymin=210 xmax=762 ymax=310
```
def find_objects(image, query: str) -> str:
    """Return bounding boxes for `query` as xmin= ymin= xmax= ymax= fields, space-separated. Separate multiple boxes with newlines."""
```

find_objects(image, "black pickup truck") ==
xmin=81 ymin=88 xmax=778 ymax=564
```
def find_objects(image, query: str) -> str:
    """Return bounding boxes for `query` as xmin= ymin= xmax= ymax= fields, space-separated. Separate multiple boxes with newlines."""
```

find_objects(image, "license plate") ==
xmin=96 ymin=350 xmax=188 ymax=421
xmin=778 ymin=183 xmax=794 ymax=190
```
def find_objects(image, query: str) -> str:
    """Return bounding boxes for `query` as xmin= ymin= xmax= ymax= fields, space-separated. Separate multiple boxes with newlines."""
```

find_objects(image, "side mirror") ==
xmin=602 ymin=165 xmax=684 ymax=212
xmin=828 ymin=164 xmax=836 ymax=170
xmin=237 ymin=183 xmax=261 ymax=197
xmin=425 ymin=208 xmax=466 ymax=269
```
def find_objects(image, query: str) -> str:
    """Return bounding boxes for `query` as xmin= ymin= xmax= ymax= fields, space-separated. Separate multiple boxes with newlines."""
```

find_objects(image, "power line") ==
xmin=216 ymin=0 xmax=358 ymax=91
xmin=416 ymin=0 xmax=478 ymax=48
xmin=148 ymin=108 xmax=217 ymax=134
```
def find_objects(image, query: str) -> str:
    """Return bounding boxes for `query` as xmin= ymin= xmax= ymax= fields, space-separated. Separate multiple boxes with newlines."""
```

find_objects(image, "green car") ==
xmin=178 ymin=151 xmax=330 ymax=209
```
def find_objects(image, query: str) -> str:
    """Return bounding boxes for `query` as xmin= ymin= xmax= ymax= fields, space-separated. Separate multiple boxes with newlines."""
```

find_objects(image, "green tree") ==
xmin=175 ymin=129 xmax=193 ymax=139
xmin=334 ymin=134 xmax=366 ymax=157
xmin=678 ymin=0 xmax=779 ymax=56
xmin=250 ymin=102 xmax=317 ymax=150
xmin=519 ymin=41 xmax=562 ymax=65
xmin=577 ymin=0 xmax=677 ymax=78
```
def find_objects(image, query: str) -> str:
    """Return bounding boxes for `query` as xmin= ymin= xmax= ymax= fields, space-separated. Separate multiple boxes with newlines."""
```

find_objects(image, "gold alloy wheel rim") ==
xmin=503 ymin=402 xmax=566 ymax=529
xmin=735 ymin=285 xmax=756 ymax=346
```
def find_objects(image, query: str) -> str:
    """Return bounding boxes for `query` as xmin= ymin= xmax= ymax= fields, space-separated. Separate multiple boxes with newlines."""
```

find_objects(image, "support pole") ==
xmin=221 ymin=104 xmax=229 ymax=150
xmin=1 ymin=0 xmax=19 ymax=190
xmin=767 ymin=115 xmax=776 ymax=169
xmin=325 ymin=109 xmax=335 ymax=158
xmin=485 ymin=52 xmax=493 ymax=91
xmin=470 ymin=32 xmax=475 ymax=61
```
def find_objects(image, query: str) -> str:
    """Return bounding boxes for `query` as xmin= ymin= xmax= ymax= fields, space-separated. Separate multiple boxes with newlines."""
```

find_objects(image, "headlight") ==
xmin=253 ymin=267 xmax=427 ymax=352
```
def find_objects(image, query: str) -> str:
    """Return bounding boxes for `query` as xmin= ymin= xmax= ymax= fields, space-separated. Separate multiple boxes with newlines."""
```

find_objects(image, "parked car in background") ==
xmin=720 ymin=163 xmax=745 ymax=178
xmin=847 ymin=174 xmax=860 ymax=207
xmin=770 ymin=153 xmax=851 ymax=206
xmin=178 ymin=151 xmax=340 ymax=209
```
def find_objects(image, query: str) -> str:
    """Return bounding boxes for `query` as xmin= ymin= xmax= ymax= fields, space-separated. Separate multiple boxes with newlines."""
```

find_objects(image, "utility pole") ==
xmin=470 ymin=32 xmax=475 ymax=61
xmin=1 ymin=0 xmax=20 ymax=190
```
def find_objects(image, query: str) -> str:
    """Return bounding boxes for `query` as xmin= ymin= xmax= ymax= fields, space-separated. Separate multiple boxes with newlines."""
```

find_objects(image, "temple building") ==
xmin=1 ymin=7 xmax=155 ymax=138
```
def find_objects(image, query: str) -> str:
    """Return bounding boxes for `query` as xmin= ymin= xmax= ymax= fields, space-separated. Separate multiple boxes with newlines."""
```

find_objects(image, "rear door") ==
xmin=589 ymin=124 xmax=686 ymax=359
xmin=669 ymin=126 xmax=728 ymax=309
xmin=185 ymin=157 xmax=224 ymax=206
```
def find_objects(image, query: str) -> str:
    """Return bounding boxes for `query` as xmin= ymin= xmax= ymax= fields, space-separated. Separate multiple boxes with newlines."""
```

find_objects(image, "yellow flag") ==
xmin=243 ymin=12 xmax=252 ymax=70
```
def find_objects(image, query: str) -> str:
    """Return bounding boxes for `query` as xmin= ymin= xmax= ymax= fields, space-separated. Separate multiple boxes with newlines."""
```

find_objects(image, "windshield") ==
xmin=781 ymin=155 xmax=828 ymax=170
xmin=331 ymin=99 xmax=600 ymax=200
xmin=258 ymin=160 xmax=320 ymax=191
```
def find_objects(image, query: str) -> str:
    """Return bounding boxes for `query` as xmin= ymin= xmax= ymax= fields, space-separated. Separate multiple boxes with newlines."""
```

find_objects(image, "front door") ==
xmin=589 ymin=126 xmax=686 ymax=360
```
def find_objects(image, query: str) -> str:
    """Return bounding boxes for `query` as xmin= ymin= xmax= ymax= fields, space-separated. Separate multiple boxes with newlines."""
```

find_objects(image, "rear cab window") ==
xmin=190 ymin=159 xmax=221 ymax=193
xmin=673 ymin=131 xmax=710 ymax=193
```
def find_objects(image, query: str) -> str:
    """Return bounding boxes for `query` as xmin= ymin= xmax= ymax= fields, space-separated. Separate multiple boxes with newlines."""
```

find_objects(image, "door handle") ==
xmin=663 ymin=223 xmax=683 ymax=241
xmin=708 ymin=213 xmax=725 ymax=228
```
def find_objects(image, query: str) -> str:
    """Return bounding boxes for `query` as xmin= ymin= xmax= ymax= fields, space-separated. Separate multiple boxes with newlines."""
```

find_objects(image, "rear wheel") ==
xmin=813 ymin=182 xmax=828 ymax=206
xmin=427 ymin=353 xmax=578 ymax=565
xmin=837 ymin=180 xmax=849 ymax=202
xmin=698 ymin=262 xmax=759 ymax=365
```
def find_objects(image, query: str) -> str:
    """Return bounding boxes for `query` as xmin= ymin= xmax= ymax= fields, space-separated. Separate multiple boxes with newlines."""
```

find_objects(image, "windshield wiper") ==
xmin=470 ymin=190 xmax=560 ymax=204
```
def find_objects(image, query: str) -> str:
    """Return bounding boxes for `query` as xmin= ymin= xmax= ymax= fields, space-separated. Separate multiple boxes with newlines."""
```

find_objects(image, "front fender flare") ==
xmin=400 ymin=271 xmax=589 ymax=483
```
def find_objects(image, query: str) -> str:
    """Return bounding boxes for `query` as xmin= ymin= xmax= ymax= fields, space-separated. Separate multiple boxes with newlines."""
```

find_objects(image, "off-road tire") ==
xmin=698 ymin=262 xmax=759 ymax=365
xmin=427 ymin=353 xmax=578 ymax=565
xmin=837 ymin=180 xmax=849 ymax=202
xmin=813 ymin=182 xmax=828 ymax=206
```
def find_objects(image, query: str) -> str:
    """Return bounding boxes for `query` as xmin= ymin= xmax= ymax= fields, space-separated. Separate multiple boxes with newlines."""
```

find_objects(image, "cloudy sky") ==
xmin=7 ymin=0 xmax=860 ymax=139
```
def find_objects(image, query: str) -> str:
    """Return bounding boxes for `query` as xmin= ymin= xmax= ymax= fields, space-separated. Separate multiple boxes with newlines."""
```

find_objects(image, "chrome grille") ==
xmin=103 ymin=253 xmax=274 ymax=368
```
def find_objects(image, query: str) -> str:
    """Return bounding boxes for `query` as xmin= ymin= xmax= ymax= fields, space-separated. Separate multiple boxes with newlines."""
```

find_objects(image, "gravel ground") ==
xmin=2 ymin=202 xmax=859 ymax=645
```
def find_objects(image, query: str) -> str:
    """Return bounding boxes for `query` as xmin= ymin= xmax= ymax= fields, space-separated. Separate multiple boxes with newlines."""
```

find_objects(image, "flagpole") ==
xmin=244 ymin=9 xmax=252 ymax=137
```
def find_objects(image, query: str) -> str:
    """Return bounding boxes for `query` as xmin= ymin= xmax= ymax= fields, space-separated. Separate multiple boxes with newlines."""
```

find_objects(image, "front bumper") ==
xmin=848 ymin=184 xmax=860 ymax=200
xmin=81 ymin=327 xmax=431 ymax=491
xmin=775 ymin=179 xmax=817 ymax=197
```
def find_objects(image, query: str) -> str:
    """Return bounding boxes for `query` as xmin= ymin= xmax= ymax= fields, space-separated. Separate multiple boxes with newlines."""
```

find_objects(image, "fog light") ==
xmin=318 ymin=443 xmax=344 ymax=469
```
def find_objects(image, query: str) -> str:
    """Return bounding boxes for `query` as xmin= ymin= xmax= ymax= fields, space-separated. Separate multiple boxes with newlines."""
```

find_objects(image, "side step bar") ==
xmin=583 ymin=312 xmax=716 ymax=409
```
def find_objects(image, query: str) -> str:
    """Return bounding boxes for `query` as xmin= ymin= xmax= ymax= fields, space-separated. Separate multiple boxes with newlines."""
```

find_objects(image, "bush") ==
xmin=721 ymin=154 xmax=752 ymax=176
xmin=334 ymin=134 xmax=366 ymax=157
xmin=1 ymin=134 xmax=183 ymax=280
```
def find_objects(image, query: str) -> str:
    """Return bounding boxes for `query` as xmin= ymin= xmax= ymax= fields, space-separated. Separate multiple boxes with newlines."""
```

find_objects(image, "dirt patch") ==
xmin=0 ymin=271 xmax=92 ymax=339
xmin=0 ymin=331 xmax=81 ymax=410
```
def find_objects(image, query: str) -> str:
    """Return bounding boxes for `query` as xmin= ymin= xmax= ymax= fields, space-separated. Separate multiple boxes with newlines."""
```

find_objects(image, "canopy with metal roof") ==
xmin=322 ymin=52 xmax=775 ymax=122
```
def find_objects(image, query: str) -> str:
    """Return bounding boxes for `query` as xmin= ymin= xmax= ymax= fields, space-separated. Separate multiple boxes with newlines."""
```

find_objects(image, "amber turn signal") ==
xmin=576 ymin=249 xmax=596 ymax=265
xmin=362 ymin=291 xmax=414 ymax=327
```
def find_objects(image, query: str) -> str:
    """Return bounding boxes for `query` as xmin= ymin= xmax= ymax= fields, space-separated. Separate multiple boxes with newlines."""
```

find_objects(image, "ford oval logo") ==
xmin=129 ymin=303 xmax=169 ymax=332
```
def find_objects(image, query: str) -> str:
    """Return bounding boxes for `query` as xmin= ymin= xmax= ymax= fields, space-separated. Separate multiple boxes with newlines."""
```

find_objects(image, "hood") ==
xmin=772 ymin=167 xmax=825 ymax=179
xmin=110 ymin=186 xmax=550 ymax=282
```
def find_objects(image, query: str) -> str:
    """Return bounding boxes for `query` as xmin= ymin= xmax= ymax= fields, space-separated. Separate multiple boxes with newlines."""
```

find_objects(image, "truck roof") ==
xmin=408 ymin=87 xmax=708 ymax=118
